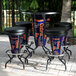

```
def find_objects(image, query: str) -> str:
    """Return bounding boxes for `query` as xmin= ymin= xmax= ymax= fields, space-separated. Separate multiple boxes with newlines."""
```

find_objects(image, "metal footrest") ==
xmin=42 ymin=46 xmax=66 ymax=70
xmin=5 ymin=50 xmax=25 ymax=69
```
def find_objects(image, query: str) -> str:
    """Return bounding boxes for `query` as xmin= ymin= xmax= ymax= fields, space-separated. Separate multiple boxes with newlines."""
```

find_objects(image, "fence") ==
xmin=2 ymin=0 xmax=24 ymax=32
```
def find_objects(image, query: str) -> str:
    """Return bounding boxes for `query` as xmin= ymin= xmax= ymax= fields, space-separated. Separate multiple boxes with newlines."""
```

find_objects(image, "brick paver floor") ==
xmin=0 ymin=35 xmax=76 ymax=76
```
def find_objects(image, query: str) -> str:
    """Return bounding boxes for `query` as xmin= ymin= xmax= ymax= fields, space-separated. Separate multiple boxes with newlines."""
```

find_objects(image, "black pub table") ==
xmin=22 ymin=12 xmax=58 ymax=54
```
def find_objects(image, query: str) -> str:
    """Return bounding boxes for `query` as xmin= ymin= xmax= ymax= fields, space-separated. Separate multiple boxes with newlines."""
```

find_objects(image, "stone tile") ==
xmin=58 ymin=71 xmax=68 ymax=76
xmin=48 ymin=64 xmax=56 ymax=69
xmin=48 ymin=69 xmax=59 ymax=75
xmin=55 ymin=65 xmax=66 ymax=71
xmin=71 ymin=65 xmax=76 ymax=72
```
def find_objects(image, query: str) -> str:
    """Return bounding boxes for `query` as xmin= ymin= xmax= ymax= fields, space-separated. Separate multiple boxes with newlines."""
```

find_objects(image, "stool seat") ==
xmin=54 ymin=22 xmax=72 ymax=30
xmin=15 ymin=21 xmax=32 ymax=29
xmin=5 ymin=27 xmax=26 ymax=35
xmin=45 ymin=28 xmax=66 ymax=37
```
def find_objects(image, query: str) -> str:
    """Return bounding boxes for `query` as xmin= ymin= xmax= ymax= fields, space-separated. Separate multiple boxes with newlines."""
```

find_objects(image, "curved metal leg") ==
xmin=66 ymin=47 xmax=72 ymax=56
xmin=18 ymin=56 xmax=25 ymax=69
xmin=6 ymin=50 xmax=12 ymax=63
xmin=44 ymin=46 xmax=51 ymax=54
xmin=25 ymin=58 xmax=28 ymax=64
xmin=46 ymin=59 xmax=50 ymax=70
xmin=7 ymin=54 xmax=12 ymax=63
xmin=46 ymin=57 xmax=54 ymax=70
xmin=5 ymin=56 xmax=14 ymax=68
xmin=26 ymin=47 xmax=32 ymax=57
xmin=58 ymin=57 xmax=66 ymax=70
xmin=64 ymin=47 xmax=70 ymax=60
xmin=42 ymin=46 xmax=48 ymax=54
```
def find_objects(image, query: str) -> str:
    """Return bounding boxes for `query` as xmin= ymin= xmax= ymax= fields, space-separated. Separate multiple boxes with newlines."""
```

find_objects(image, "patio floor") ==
xmin=0 ymin=35 xmax=76 ymax=76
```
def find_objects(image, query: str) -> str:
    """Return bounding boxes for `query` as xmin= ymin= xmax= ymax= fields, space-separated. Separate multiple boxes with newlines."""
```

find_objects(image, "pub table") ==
xmin=22 ymin=12 xmax=58 ymax=54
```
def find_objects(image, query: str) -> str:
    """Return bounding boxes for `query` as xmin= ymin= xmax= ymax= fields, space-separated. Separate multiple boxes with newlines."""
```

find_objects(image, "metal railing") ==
xmin=2 ymin=0 xmax=24 ymax=32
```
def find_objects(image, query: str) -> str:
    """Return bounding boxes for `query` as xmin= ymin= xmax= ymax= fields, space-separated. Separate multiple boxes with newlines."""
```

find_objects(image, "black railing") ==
xmin=2 ymin=0 xmax=23 ymax=32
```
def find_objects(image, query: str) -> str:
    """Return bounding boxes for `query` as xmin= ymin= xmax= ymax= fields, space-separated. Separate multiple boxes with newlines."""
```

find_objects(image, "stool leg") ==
xmin=66 ymin=47 xmax=72 ymax=56
xmin=7 ymin=54 xmax=12 ymax=63
xmin=6 ymin=50 xmax=12 ymax=63
xmin=33 ymin=47 xmax=37 ymax=54
xmin=25 ymin=58 xmax=28 ymax=64
xmin=46 ymin=59 xmax=50 ymax=70
xmin=42 ymin=46 xmax=48 ymax=54
xmin=58 ymin=56 xmax=66 ymax=70
xmin=44 ymin=46 xmax=51 ymax=54
xmin=26 ymin=47 xmax=32 ymax=57
xmin=5 ymin=56 xmax=14 ymax=68
xmin=26 ymin=46 xmax=37 ymax=54
xmin=64 ymin=47 xmax=70 ymax=60
xmin=46 ymin=57 xmax=54 ymax=70
xmin=23 ymin=51 xmax=32 ymax=64
xmin=18 ymin=56 xmax=25 ymax=69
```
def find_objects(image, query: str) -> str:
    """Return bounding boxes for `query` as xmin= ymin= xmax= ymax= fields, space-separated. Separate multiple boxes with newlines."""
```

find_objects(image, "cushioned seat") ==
xmin=5 ymin=27 xmax=26 ymax=35
xmin=15 ymin=21 xmax=32 ymax=29
xmin=54 ymin=22 xmax=72 ymax=30
xmin=45 ymin=28 xmax=66 ymax=37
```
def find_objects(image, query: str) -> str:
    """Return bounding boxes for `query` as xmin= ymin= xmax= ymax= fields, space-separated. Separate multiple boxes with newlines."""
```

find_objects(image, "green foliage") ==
xmin=2 ymin=0 xmax=62 ymax=12
xmin=21 ymin=0 xmax=32 ymax=11
xmin=72 ymin=0 xmax=76 ymax=10
xmin=30 ymin=0 xmax=39 ymax=11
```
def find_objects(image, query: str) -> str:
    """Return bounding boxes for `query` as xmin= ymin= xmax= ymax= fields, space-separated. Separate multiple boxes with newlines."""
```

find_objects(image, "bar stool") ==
xmin=15 ymin=21 xmax=32 ymax=45
xmin=54 ymin=22 xmax=72 ymax=60
xmin=15 ymin=21 xmax=34 ymax=63
xmin=5 ymin=27 xmax=26 ymax=69
xmin=45 ymin=28 xmax=67 ymax=70
xmin=15 ymin=21 xmax=34 ymax=51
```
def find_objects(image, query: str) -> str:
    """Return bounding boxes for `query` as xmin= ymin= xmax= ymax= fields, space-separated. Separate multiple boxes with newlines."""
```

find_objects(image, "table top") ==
xmin=22 ymin=12 xmax=58 ymax=15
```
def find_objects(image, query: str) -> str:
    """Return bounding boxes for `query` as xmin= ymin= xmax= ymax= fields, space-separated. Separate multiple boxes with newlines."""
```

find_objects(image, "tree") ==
xmin=61 ymin=0 xmax=72 ymax=22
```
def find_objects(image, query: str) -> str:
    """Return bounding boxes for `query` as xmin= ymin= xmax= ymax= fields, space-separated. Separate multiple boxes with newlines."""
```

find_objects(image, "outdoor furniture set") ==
xmin=4 ymin=12 xmax=72 ymax=70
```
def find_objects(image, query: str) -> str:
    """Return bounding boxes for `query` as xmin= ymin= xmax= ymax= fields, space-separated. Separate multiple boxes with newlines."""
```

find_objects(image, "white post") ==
xmin=75 ymin=11 xmax=76 ymax=26
xmin=4 ymin=10 xmax=7 ymax=24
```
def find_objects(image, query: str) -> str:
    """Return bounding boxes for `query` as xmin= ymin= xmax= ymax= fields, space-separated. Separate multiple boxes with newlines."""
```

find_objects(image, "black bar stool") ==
xmin=15 ymin=21 xmax=32 ymax=45
xmin=5 ymin=27 xmax=26 ymax=69
xmin=45 ymin=28 xmax=67 ymax=70
xmin=15 ymin=21 xmax=34 ymax=63
xmin=54 ymin=22 xmax=72 ymax=60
